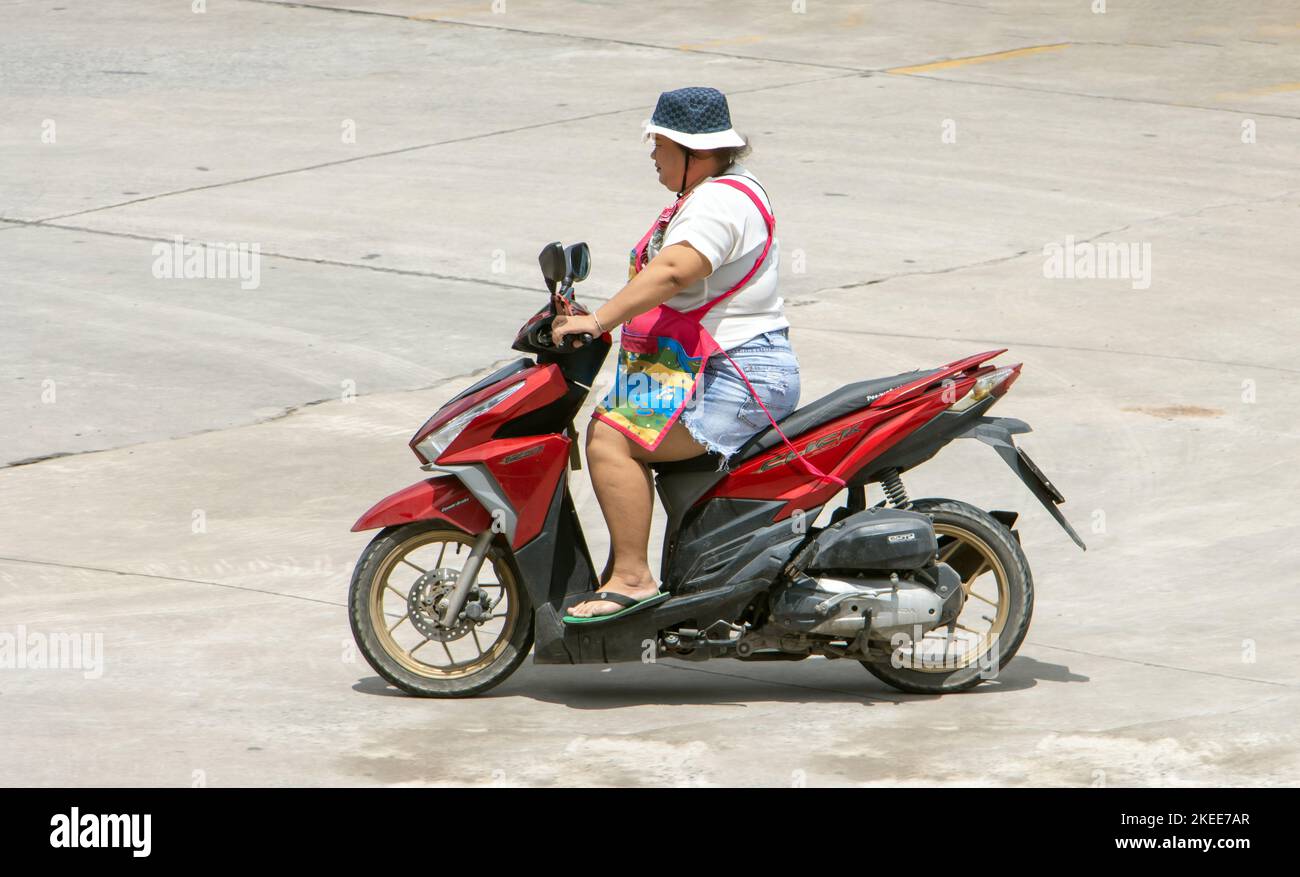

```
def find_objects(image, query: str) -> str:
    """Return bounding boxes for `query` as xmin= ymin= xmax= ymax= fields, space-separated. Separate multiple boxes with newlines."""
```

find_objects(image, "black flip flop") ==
xmin=562 ymin=590 xmax=670 ymax=625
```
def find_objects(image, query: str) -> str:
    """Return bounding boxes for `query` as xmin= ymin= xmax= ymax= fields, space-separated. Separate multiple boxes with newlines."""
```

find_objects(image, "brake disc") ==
xmin=407 ymin=569 xmax=475 ymax=642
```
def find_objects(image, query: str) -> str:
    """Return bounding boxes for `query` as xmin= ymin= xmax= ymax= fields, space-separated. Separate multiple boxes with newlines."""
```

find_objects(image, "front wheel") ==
xmin=861 ymin=498 xmax=1034 ymax=694
xmin=348 ymin=522 xmax=533 ymax=697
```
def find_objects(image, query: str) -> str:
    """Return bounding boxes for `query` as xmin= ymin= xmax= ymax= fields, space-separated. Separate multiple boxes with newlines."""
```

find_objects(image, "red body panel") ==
xmin=707 ymin=353 xmax=1016 ymax=520
xmin=351 ymin=475 xmax=493 ymax=533
xmin=871 ymin=348 xmax=1006 ymax=408
xmin=437 ymin=363 xmax=569 ymax=462
xmin=356 ymin=358 xmax=573 ymax=547
xmin=441 ymin=433 xmax=572 ymax=548
xmin=409 ymin=363 xmax=569 ymax=464
xmin=710 ymin=395 xmax=959 ymax=519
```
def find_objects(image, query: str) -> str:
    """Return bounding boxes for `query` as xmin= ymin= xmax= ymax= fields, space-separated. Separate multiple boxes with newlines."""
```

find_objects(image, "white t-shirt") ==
xmin=646 ymin=163 xmax=787 ymax=350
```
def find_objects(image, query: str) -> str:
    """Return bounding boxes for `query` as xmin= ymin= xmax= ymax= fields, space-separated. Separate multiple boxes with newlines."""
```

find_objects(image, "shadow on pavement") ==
xmin=349 ymin=653 xmax=1087 ymax=707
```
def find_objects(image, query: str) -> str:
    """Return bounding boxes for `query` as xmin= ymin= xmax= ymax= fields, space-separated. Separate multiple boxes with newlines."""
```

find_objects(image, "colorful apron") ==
xmin=593 ymin=177 xmax=845 ymax=486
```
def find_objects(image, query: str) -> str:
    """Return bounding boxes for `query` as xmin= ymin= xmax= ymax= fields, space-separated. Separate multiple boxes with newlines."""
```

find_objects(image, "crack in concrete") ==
xmin=19 ymin=106 xmax=650 ymax=226
xmin=1 ymin=354 xmax=525 ymax=470
xmin=0 ymin=218 xmax=543 ymax=292
xmin=10 ymin=72 xmax=856 ymax=229
xmin=813 ymin=248 xmax=1033 ymax=295
xmin=1083 ymin=691 xmax=1296 ymax=737
xmin=787 ymin=187 xmax=1300 ymax=377
xmin=805 ymin=187 xmax=1300 ymax=298
xmin=1026 ymin=641 xmax=1298 ymax=689
xmin=242 ymin=0 xmax=1300 ymax=122
xmin=237 ymin=0 xmax=869 ymax=72
xmin=795 ymin=323 xmax=1300 ymax=377
xmin=893 ymin=69 xmax=1300 ymax=121
xmin=0 ymin=555 xmax=348 ymax=609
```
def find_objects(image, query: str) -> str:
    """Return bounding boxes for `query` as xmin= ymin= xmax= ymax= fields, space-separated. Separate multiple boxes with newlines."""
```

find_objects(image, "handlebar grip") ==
xmin=560 ymin=332 xmax=593 ymax=351
xmin=537 ymin=324 xmax=594 ymax=352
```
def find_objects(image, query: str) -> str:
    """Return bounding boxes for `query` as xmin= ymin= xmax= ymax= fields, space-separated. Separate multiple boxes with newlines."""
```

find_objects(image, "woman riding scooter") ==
xmin=551 ymin=86 xmax=801 ymax=622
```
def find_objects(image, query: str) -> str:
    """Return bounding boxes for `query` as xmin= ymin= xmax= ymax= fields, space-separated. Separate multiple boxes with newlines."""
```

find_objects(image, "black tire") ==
xmin=348 ymin=522 xmax=533 ymax=698
xmin=861 ymin=498 xmax=1034 ymax=694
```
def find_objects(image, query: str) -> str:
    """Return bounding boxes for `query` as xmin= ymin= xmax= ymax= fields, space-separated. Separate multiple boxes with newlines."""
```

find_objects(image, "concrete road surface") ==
xmin=2 ymin=0 xmax=1298 ymax=786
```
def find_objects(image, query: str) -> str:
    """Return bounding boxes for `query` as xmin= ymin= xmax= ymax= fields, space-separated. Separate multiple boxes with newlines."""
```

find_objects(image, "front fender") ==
xmin=351 ymin=475 xmax=492 ymax=533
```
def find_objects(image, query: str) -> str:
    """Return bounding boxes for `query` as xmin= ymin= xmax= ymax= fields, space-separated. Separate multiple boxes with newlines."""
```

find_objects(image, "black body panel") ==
xmin=446 ymin=358 xmax=535 ymax=408
xmin=539 ymin=334 xmax=611 ymax=389
xmin=649 ymin=457 xmax=728 ymax=574
xmin=532 ymin=577 xmax=778 ymax=665
xmin=495 ymin=337 xmax=611 ymax=440
xmin=515 ymin=476 xmax=600 ymax=665
xmin=531 ymin=497 xmax=812 ymax=665
xmin=663 ymin=498 xmax=813 ymax=594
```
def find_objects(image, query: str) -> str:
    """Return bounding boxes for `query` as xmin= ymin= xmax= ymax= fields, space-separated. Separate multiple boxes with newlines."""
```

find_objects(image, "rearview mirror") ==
xmin=537 ymin=242 xmax=565 ymax=293
xmin=564 ymin=242 xmax=591 ymax=284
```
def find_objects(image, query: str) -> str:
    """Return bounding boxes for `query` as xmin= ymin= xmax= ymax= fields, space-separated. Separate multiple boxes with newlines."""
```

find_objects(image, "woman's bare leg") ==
xmin=568 ymin=419 xmax=707 ymax=617
xmin=591 ymin=421 xmax=656 ymax=589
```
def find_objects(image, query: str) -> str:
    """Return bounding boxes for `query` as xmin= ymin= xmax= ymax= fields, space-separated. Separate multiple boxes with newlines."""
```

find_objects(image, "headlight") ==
xmin=949 ymin=367 xmax=1016 ymax=412
xmin=413 ymin=383 xmax=523 ymax=463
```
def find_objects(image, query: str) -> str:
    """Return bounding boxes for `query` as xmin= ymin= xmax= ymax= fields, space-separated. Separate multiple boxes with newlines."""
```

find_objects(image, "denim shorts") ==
xmin=680 ymin=328 xmax=801 ymax=461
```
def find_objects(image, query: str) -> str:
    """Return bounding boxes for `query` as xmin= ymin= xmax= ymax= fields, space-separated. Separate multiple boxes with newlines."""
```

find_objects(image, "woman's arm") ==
xmin=551 ymin=242 xmax=713 ymax=344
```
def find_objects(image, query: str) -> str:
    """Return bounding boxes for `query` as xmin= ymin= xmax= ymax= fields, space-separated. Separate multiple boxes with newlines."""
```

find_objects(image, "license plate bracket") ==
xmin=1016 ymin=446 xmax=1065 ymax=504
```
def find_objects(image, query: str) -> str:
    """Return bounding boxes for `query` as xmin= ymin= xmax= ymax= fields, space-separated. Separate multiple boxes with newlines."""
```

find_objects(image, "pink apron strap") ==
xmin=690 ymin=177 xmax=776 ymax=319
xmin=716 ymin=345 xmax=847 ymax=489
xmin=631 ymin=193 xmax=691 ymax=275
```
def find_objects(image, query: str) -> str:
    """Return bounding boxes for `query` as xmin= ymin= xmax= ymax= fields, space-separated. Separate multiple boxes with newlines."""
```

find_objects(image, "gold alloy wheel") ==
xmin=368 ymin=530 xmax=520 ymax=680
xmin=896 ymin=522 xmax=1011 ymax=673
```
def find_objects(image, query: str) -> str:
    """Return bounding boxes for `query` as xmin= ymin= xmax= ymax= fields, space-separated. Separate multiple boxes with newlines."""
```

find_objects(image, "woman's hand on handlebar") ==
xmin=550 ymin=313 xmax=601 ymax=348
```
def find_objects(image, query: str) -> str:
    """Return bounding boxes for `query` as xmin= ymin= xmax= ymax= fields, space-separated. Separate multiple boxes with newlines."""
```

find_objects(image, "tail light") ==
xmin=949 ymin=365 xmax=1020 ymax=412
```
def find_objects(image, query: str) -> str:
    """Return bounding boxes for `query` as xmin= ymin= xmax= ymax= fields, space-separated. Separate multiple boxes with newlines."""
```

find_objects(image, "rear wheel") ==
xmin=348 ymin=522 xmax=533 ymax=697
xmin=861 ymin=498 xmax=1033 ymax=694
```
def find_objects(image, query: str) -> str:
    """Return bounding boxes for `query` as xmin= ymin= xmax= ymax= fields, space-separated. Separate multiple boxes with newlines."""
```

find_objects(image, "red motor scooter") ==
xmin=347 ymin=242 xmax=1084 ymax=697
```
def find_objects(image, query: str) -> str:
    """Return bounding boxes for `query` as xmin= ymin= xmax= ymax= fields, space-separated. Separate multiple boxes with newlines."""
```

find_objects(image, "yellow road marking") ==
xmin=678 ymin=35 xmax=765 ymax=51
xmin=1215 ymin=82 xmax=1300 ymax=100
xmin=1257 ymin=23 xmax=1300 ymax=38
xmin=887 ymin=43 xmax=1069 ymax=75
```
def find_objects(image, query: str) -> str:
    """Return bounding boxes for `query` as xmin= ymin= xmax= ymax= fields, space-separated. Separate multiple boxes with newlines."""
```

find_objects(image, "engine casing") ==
xmin=770 ymin=566 xmax=963 ymax=638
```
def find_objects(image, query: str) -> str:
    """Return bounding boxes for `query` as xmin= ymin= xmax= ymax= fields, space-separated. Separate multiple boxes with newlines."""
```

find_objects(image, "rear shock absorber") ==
xmin=880 ymin=468 xmax=910 ymax=508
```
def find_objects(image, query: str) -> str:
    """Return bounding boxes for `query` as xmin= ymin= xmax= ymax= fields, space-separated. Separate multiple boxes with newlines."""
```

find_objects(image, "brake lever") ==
xmin=544 ymin=287 xmax=594 ymax=350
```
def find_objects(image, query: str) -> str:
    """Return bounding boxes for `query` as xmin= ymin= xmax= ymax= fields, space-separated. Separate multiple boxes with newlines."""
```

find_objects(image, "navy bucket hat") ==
xmin=643 ymin=86 xmax=746 ymax=150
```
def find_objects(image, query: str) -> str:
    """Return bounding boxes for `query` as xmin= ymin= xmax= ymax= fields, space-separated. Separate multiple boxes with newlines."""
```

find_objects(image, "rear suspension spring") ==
xmin=880 ymin=469 xmax=910 ymax=507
